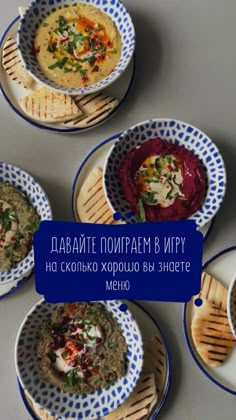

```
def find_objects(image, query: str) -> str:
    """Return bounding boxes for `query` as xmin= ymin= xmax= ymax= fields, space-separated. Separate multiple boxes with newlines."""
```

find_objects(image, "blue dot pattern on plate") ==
xmin=17 ymin=0 xmax=135 ymax=95
xmin=0 ymin=162 xmax=52 ymax=284
xmin=104 ymin=119 xmax=226 ymax=229
xmin=16 ymin=300 xmax=143 ymax=419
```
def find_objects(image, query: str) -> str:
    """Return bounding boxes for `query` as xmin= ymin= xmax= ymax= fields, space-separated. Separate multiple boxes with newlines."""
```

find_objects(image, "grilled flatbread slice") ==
xmin=191 ymin=299 xmax=235 ymax=367
xmin=63 ymin=92 xmax=119 ymax=128
xmin=143 ymin=335 xmax=167 ymax=398
xmin=105 ymin=373 xmax=157 ymax=420
xmin=2 ymin=37 xmax=33 ymax=88
xmin=18 ymin=87 xmax=82 ymax=122
xmin=77 ymin=167 xmax=120 ymax=224
xmin=196 ymin=271 xmax=227 ymax=311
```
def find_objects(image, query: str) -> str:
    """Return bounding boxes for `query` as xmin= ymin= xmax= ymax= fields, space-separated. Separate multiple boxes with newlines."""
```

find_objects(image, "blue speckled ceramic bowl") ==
xmin=17 ymin=0 xmax=135 ymax=95
xmin=15 ymin=299 xmax=143 ymax=419
xmin=103 ymin=118 xmax=226 ymax=228
xmin=0 ymin=162 xmax=52 ymax=298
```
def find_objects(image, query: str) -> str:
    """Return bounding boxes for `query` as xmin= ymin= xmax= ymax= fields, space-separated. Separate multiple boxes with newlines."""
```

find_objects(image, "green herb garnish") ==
xmin=42 ymin=22 xmax=49 ymax=27
xmin=24 ymin=219 xmax=40 ymax=233
xmin=47 ymin=43 xmax=57 ymax=53
xmin=62 ymin=351 xmax=69 ymax=359
xmin=138 ymin=199 xmax=146 ymax=222
xmin=0 ymin=207 xmax=17 ymax=235
xmin=87 ymin=55 xmax=96 ymax=64
xmin=48 ymin=57 xmax=68 ymax=70
xmin=65 ymin=369 xmax=77 ymax=387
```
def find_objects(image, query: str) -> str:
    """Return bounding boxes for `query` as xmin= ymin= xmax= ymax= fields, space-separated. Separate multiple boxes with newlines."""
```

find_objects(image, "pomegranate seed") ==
xmin=80 ymin=362 xmax=88 ymax=370
xmin=83 ymin=369 xmax=92 ymax=379
xmin=75 ymin=323 xmax=84 ymax=330
xmin=70 ymin=359 xmax=77 ymax=367
xmin=60 ymin=316 xmax=69 ymax=325
xmin=96 ymin=338 xmax=102 ymax=345
xmin=70 ymin=324 xmax=77 ymax=332
xmin=59 ymin=335 xmax=66 ymax=348
xmin=76 ymin=343 xmax=83 ymax=351
xmin=51 ymin=340 xmax=60 ymax=351
xmin=51 ymin=328 xmax=58 ymax=336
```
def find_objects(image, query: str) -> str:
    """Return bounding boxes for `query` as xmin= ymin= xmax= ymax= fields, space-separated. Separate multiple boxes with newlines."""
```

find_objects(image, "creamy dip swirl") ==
xmin=135 ymin=154 xmax=185 ymax=208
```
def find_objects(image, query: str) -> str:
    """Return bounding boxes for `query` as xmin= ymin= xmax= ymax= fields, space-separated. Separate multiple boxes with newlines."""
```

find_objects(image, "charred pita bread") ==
xmin=105 ymin=373 xmax=157 ymax=420
xmin=196 ymin=271 xmax=227 ymax=311
xmin=191 ymin=299 xmax=235 ymax=367
xmin=18 ymin=87 xmax=82 ymax=122
xmin=143 ymin=335 xmax=167 ymax=397
xmin=2 ymin=37 xmax=34 ymax=89
xmin=77 ymin=167 xmax=120 ymax=224
xmin=63 ymin=92 xmax=119 ymax=128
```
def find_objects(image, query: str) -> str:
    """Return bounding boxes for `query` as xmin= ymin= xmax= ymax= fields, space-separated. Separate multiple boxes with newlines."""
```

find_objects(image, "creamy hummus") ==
xmin=119 ymin=138 xmax=206 ymax=222
xmin=0 ymin=183 xmax=40 ymax=272
xmin=37 ymin=302 xmax=127 ymax=394
xmin=34 ymin=4 xmax=122 ymax=88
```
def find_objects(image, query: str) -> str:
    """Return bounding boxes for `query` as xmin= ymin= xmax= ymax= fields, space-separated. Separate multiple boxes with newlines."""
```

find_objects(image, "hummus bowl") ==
xmin=15 ymin=299 xmax=143 ymax=419
xmin=227 ymin=277 xmax=236 ymax=338
xmin=17 ymin=0 xmax=135 ymax=95
xmin=0 ymin=162 xmax=52 ymax=299
xmin=103 ymin=118 xmax=226 ymax=229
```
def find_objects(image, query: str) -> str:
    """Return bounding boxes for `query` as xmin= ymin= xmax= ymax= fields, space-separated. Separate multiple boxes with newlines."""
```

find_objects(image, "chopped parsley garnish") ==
xmin=47 ymin=43 xmax=57 ymax=53
xmin=87 ymin=55 xmax=96 ymax=64
xmin=138 ymin=199 xmax=146 ymax=222
xmin=42 ymin=22 xmax=49 ymax=27
xmin=65 ymin=369 xmax=77 ymax=387
xmin=0 ymin=207 xmax=17 ymax=235
xmin=48 ymin=57 xmax=67 ymax=70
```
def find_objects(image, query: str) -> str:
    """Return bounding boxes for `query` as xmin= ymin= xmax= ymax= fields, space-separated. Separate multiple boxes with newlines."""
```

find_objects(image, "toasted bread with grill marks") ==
xmin=63 ymin=92 xmax=119 ymax=128
xmin=197 ymin=271 xmax=227 ymax=311
xmin=18 ymin=87 xmax=82 ymax=122
xmin=105 ymin=372 xmax=157 ymax=420
xmin=191 ymin=299 xmax=235 ymax=367
xmin=76 ymin=167 xmax=120 ymax=224
xmin=2 ymin=37 xmax=33 ymax=88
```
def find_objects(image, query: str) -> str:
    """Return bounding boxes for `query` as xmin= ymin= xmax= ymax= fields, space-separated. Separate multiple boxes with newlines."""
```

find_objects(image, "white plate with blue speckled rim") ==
xmin=15 ymin=299 xmax=144 ymax=420
xmin=183 ymin=246 xmax=236 ymax=395
xmin=17 ymin=300 xmax=171 ymax=419
xmin=0 ymin=16 xmax=135 ymax=134
xmin=71 ymin=132 xmax=215 ymax=240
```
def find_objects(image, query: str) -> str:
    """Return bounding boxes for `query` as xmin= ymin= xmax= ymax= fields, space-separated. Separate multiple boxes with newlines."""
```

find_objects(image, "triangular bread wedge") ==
xmin=143 ymin=335 xmax=167 ymax=396
xmin=18 ymin=87 xmax=82 ymax=122
xmin=105 ymin=373 xmax=157 ymax=420
xmin=196 ymin=271 xmax=227 ymax=311
xmin=63 ymin=92 xmax=119 ymax=128
xmin=77 ymin=167 xmax=120 ymax=224
xmin=2 ymin=37 xmax=33 ymax=89
xmin=191 ymin=299 xmax=235 ymax=367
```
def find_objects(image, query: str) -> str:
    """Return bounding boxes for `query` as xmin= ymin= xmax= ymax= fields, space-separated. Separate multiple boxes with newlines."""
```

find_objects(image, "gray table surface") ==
xmin=0 ymin=0 xmax=236 ymax=419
